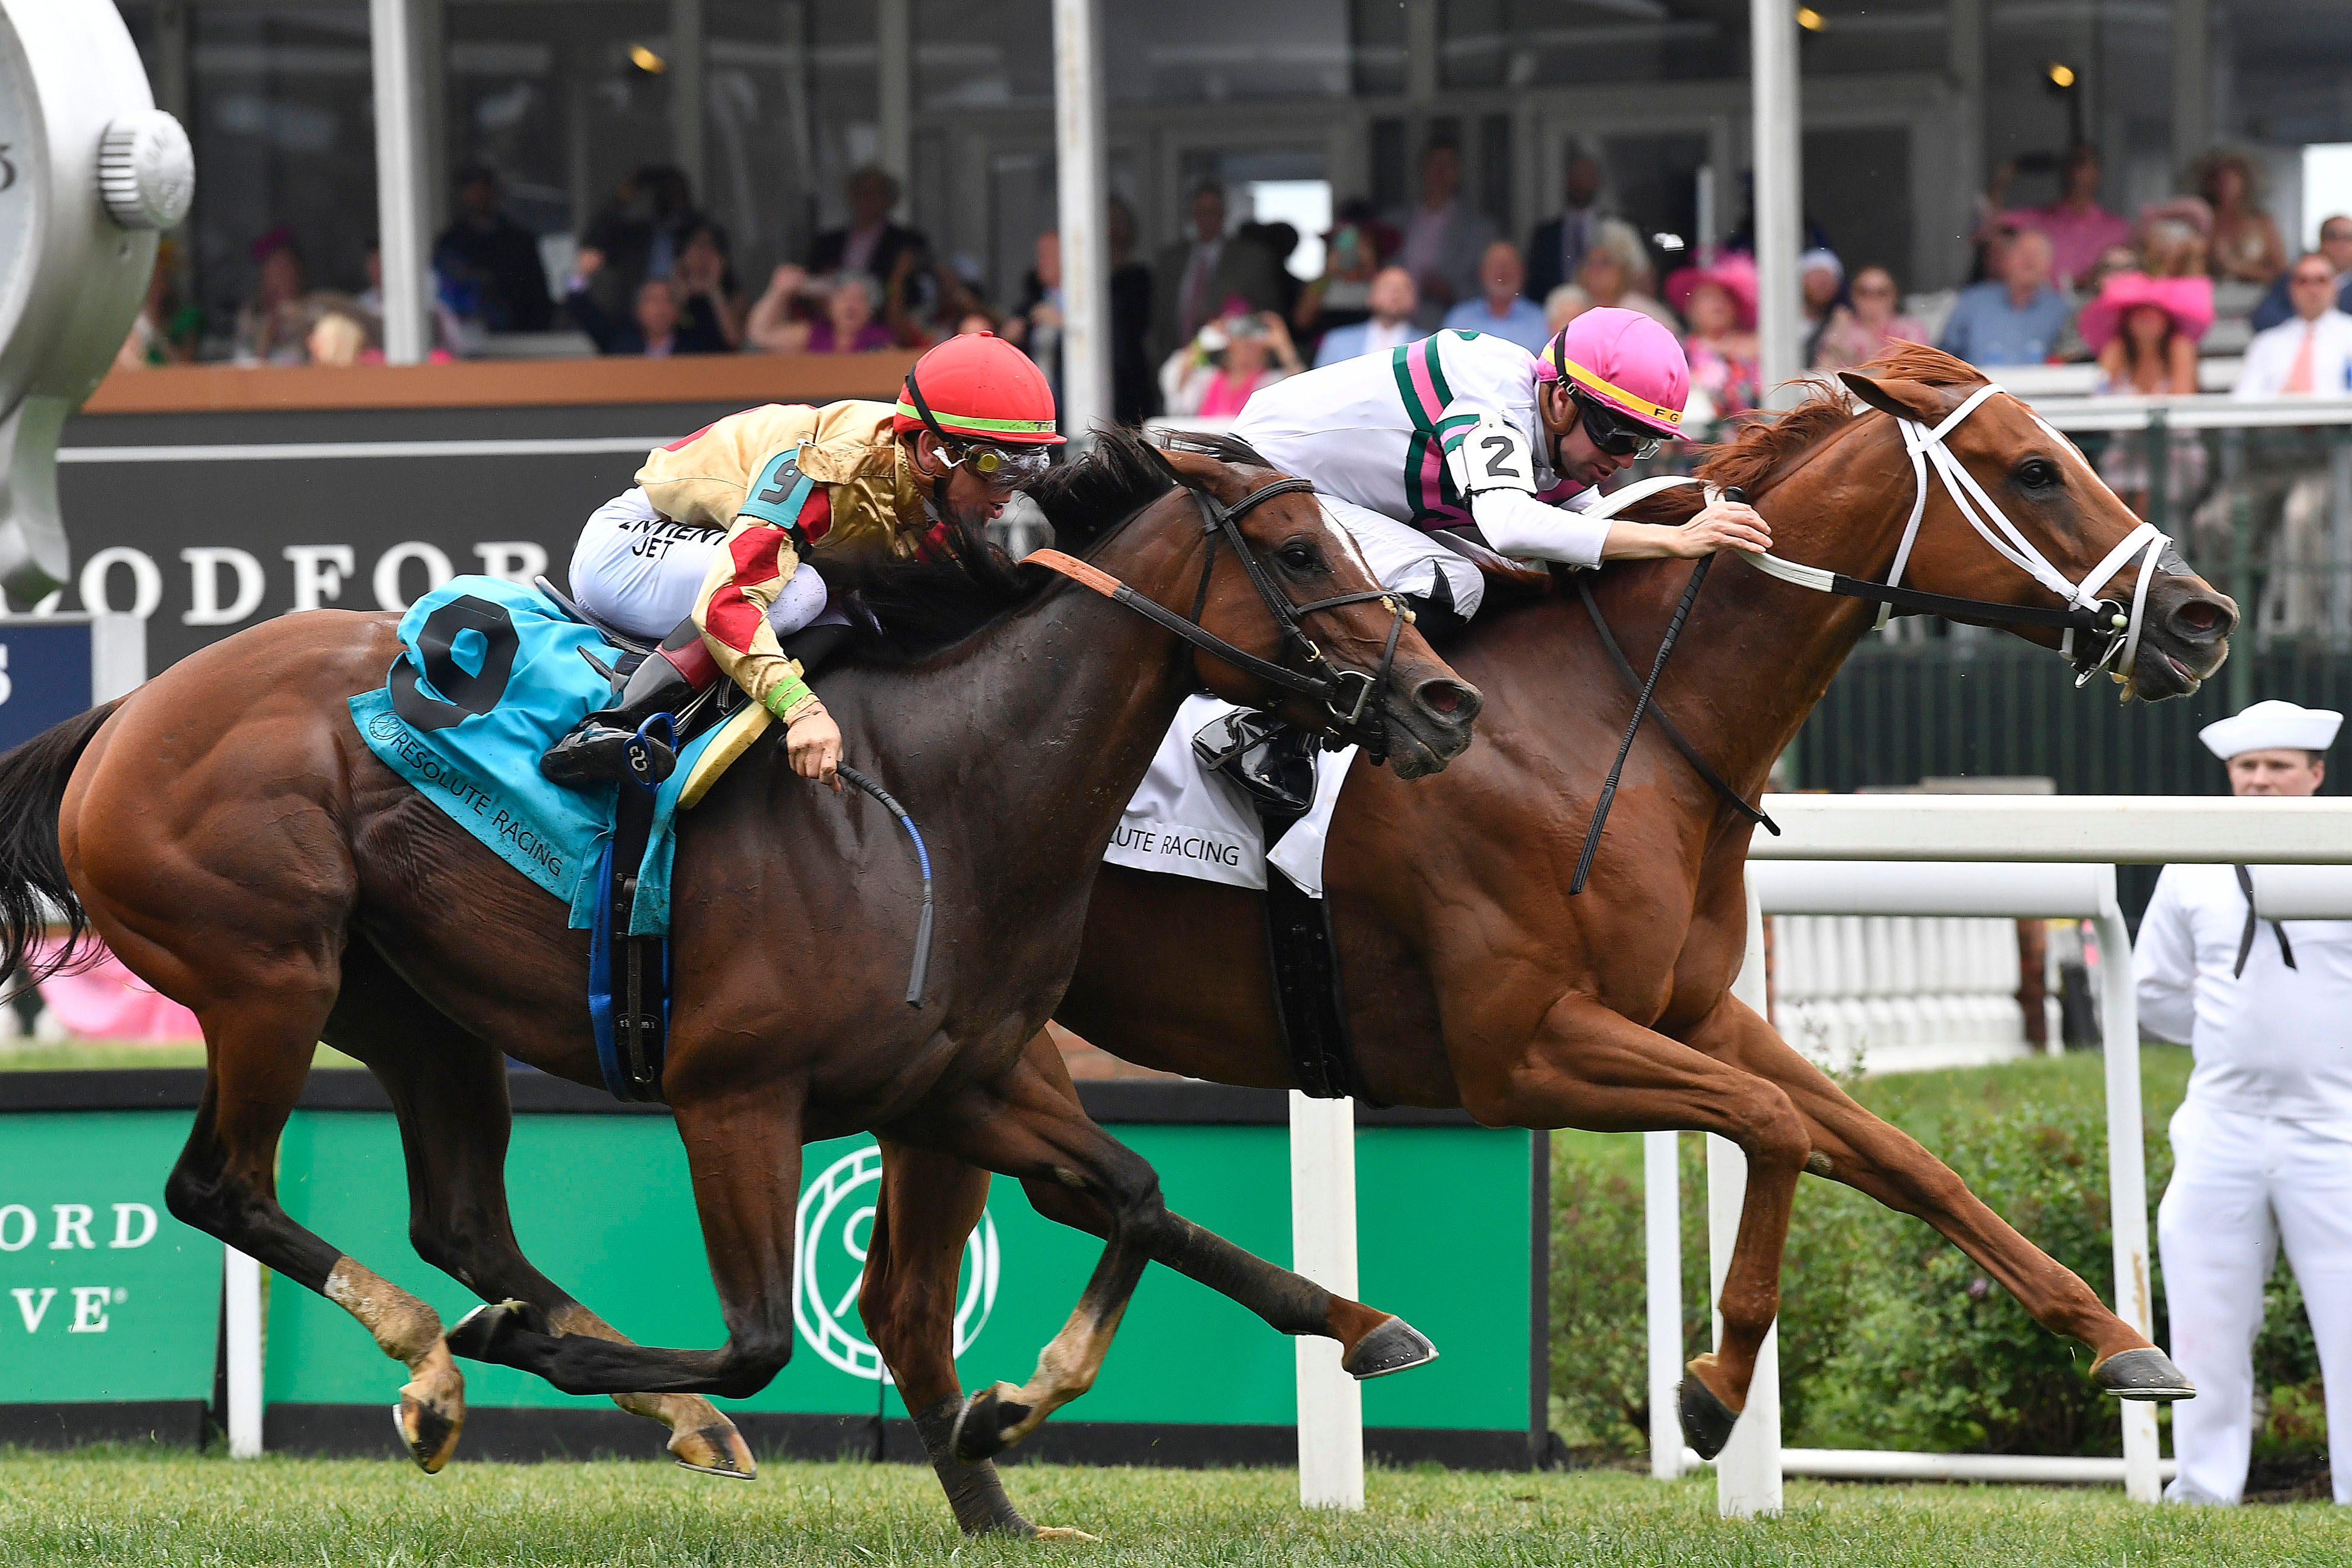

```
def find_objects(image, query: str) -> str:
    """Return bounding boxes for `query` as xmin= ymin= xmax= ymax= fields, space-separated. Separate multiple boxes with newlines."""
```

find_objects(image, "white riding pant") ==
xmin=569 ymin=487 xmax=835 ymax=643
xmin=1318 ymin=496 xmax=1486 ymax=621
xmin=2157 ymin=1097 xmax=2352 ymax=1505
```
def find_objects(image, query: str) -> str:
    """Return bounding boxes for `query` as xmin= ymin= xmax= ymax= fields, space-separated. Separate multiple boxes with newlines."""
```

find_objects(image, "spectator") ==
xmin=1543 ymin=283 xmax=1592 ymax=335
xmin=1576 ymin=220 xmax=1677 ymax=332
xmin=1526 ymin=150 xmax=1610 ymax=303
xmin=1009 ymin=230 xmax=1066 ymax=396
xmin=1152 ymin=182 xmax=1284 ymax=363
xmin=1990 ymin=145 xmax=2132 ymax=293
xmin=1294 ymin=202 xmax=1383 ymax=353
xmin=807 ymin=164 xmax=929 ymax=285
xmin=568 ymin=274 xmax=682 ymax=356
xmin=745 ymin=268 xmax=894 ymax=354
xmin=113 ymin=239 xmax=201 ymax=371
xmin=1388 ymin=141 xmax=1497 ymax=326
xmin=432 ymin=163 xmax=553 ymax=335
xmin=2198 ymin=151 xmax=2286 ymax=288
xmin=1161 ymin=309 xmax=1301 ymax=419
xmin=1312 ymin=265 xmax=1424 ymax=366
xmin=1239 ymin=220 xmax=1304 ymax=323
xmin=1108 ymin=198 xmax=1158 ymax=425
xmin=1665 ymin=254 xmax=1762 ymax=428
xmin=2251 ymin=215 xmax=2352 ymax=332
xmin=234 ymin=229 xmax=319 ymax=364
xmin=1937 ymin=229 xmax=2072 ymax=367
xmin=1811 ymin=264 xmax=1926 ymax=373
xmin=671 ymin=223 xmax=745 ymax=351
xmin=1797 ymin=248 xmax=1846 ymax=365
xmin=2234 ymin=252 xmax=2352 ymax=398
xmin=2138 ymin=198 xmax=2215 ymax=279
xmin=2078 ymin=272 xmax=2213 ymax=514
xmin=306 ymin=310 xmax=371 ymax=368
xmin=580 ymin=165 xmax=706 ymax=311
xmin=1442 ymin=241 xmax=1549 ymax=352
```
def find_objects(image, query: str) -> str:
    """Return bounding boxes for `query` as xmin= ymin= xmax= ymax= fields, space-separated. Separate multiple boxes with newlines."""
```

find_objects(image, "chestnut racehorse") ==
xmin=861 ymin=347 xmax=2233 ymax=1522
xmin=0 ymin=434 xmax=1478 ymax=1530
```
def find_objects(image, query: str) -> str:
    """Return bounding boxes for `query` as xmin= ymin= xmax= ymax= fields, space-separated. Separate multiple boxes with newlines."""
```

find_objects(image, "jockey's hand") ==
xmin=1604 ymin=498 xmax=1773 ymax=561
xmin=786 ymin=703 xmax=842 ymax=792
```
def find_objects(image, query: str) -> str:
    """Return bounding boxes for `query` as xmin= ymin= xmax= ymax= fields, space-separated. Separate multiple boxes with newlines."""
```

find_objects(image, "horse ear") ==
xmin=1151 ymin=441 xmax=1233 ymax=497
xmin=1838 ymin=371 xmax=1951 ymax=426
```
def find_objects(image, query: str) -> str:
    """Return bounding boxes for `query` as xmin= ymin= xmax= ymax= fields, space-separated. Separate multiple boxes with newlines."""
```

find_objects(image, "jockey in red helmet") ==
xmin=543 ymin=333 xmax=1061 ymax=789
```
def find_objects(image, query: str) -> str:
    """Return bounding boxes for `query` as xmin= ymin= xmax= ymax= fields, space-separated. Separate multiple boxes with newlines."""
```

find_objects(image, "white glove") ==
xmin=1444 ymin=411 xmax=1538 ymax=498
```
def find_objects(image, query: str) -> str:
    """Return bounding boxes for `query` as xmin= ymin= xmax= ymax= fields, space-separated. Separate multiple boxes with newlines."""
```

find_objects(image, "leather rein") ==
xmin=1029 ymin=473 xmax=1415 ymax=745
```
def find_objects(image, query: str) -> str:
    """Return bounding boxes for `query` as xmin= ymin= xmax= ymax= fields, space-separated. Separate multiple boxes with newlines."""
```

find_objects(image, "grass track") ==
xmin=2 ymin=1449 xmax=2343 ymax=1567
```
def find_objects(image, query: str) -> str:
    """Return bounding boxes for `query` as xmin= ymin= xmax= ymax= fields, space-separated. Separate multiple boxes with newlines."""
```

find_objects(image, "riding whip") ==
xmin=838 ymin=763 xmax=935 ymax=1006
xmin=1569 ymin=487 xmax=1743 ymax=896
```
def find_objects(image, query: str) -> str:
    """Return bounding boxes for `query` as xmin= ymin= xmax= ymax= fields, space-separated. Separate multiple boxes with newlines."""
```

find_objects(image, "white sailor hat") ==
xmin=2198 ymin=699 xmax=2344 ymax=760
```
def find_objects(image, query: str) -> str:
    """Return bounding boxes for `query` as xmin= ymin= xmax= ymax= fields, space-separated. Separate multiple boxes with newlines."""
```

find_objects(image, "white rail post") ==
xmin=224 ymin=1246 xmax=264 ymax=1458
xmin=1749 ymin=0 xmax=1804 ymax=406
xmin=1709 ymin=879 xmax=1783 ymax=1516
xmin=1644 ymin=1128 xmax=1683 ymax=1478
xmin=1290 ymin=1090 xmax=1365 ymax=1509
xmin=368 ymin=0 xmax=431 ymax=365
xmin=1051 ymin=0 xmax=1112 ymax=441
xmin=2092 ymin=868 xmax=2162 ymax=1503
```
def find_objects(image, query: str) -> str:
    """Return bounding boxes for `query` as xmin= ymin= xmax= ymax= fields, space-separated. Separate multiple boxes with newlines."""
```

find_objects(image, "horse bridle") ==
xmin=1593 ymin=383 xmax=2176 ymax=686
xmin=1029 ymin=473 xmax=1415 ymax=741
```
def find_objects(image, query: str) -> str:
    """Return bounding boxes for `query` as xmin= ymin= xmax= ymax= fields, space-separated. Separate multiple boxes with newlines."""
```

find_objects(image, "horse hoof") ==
xmin=446 ymin=1298 xmax=546 ymax=1362
xmin=393 ymin=1388 xmax=464 ymax=1474
xmin=1342 ymin=1316 xmax=1440 ymax=1380
xmin=2093 ymin=1347 xmax=2196 ymax=1402
xmin=952 ymin=1384 xmax=1034 ymax=1464
xmin=670 ymin=1421 xmax=757 ymax=1480
xmin=1678 ymin=1376 xmax=1739 ymax=1461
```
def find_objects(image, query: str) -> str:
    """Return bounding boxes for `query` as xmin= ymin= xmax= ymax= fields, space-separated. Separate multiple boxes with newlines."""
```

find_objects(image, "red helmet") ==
xmin=893 ymin=332 xmax=1066 ymax=447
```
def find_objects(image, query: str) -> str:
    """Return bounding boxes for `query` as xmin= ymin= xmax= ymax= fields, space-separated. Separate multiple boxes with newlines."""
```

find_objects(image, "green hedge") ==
xmin=1549 ymin=1046 xmax=2326 ymax=1459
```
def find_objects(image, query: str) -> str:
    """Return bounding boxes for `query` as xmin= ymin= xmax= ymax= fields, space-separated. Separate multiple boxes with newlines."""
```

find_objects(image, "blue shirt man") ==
xmin=2250 ymin=215 xmax=2352 ymax=332
xmin=1441 ymin=240 xmax=1553 ymax=354
xmin=1938 ymin=229 xmax=2073 ymax=368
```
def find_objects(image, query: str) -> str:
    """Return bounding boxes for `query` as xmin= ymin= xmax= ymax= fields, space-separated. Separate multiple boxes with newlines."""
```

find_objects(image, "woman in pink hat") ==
xmin=2081 ymin=271 xmax=2213 ymax=516
xmin=1664 ymin=256 xmax=1762 ymax=429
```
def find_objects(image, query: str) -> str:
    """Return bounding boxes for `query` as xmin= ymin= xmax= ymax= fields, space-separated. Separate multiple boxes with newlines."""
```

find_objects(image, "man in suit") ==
xmin=1386 ymin=142 xmax=1497 ymax=329
xmin=1312 ymin=266 xmax=1424 ymax=367
xmin=1526 ymin=152 xmax=1608 ymax=305
xmin=1152 ymin=182 xmax=1283 ymax=364
xmin=807 ymin=165 xmax=930 ymax=286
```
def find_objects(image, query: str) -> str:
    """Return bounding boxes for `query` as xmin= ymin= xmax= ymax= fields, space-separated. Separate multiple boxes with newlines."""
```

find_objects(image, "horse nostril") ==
xmin=1415 ymin=678 xmax=1481 ymax=722
xmin=2170 ymin=596 xmax=2233 ymax=639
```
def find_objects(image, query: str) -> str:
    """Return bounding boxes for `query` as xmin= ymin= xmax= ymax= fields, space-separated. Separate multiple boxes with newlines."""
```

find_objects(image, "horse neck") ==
xmin=1591 ymin=416 xmax=1915 ymax=800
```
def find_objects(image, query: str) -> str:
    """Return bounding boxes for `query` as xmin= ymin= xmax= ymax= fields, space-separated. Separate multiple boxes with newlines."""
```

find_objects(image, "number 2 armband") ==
xmin=1443 ymin=410 xmax=1538 ymax=498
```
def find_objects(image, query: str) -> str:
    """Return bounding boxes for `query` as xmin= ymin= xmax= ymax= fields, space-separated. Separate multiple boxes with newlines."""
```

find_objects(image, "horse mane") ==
xmin=818 ymin=426 xmax=1274 ymax=665
xmin=1614 ymin=341 xmax=1989 ymax=528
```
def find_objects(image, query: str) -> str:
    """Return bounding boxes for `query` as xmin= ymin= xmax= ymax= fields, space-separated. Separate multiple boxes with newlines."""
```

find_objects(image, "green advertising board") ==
xmin=3 ymin=1072 xmax=1541 ymax=1467
xmin=0 ymin=1097 xmax=222 ymax=1446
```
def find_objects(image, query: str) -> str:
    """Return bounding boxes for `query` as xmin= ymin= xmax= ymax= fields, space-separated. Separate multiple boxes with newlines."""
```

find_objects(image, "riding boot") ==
xmin=540 ymin=621 xmax=718 ymax=788
xmin=1193 ymin=709 xmax=1320 ymax=818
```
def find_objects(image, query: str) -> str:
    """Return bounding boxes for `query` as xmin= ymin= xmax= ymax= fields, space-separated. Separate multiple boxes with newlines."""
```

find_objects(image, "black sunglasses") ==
xmin=1573 ymin=391 xmax=1664 ymax=459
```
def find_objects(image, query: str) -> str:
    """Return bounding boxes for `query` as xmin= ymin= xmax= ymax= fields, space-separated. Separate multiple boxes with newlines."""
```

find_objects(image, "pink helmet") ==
xmin=1538 ymin=307 xmax=1690 ymax=440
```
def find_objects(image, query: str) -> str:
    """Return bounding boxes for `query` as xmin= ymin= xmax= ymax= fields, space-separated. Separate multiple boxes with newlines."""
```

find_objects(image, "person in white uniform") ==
xmin=570 ymin=485 xmax=834 ymax=644
xmin=2134 ymin=698 xmax=2352 ymax=1505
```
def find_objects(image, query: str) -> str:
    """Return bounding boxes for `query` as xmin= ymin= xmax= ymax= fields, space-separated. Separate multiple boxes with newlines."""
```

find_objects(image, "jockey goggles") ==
xmin=1571 ymin=390 xmax=1666 ymax=461
xmin=946 ymin=440 xmax=1054 ymax=490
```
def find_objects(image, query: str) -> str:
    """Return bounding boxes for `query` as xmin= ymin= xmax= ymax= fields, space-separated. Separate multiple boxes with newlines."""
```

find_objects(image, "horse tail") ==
xmin=0 ymin=700 xmax=121 ymax=988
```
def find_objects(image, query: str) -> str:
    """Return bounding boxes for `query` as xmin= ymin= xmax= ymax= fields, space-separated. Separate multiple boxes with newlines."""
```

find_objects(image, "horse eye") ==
xmin=2016 ymin=458 xmax=2062 ymax=490
xmin=1277 ymin=543 xmax=1320 ymax=570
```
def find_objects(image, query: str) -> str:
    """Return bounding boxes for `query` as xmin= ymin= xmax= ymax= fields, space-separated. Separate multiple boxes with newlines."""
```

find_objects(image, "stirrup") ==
xmin=1193 ymin=710 xmax=1317 ymax=817
xmin=540 ymin=713 xmax=678 ymax=788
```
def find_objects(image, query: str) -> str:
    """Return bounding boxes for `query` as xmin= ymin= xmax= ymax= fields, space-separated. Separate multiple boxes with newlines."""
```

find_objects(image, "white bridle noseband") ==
xmin=1590 ymin=384 xmax=2173 ymax=684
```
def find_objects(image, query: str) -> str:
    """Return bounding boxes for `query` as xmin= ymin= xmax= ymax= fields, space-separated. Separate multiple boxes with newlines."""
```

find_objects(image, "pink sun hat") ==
xmin=1663 ymin=253 xmax=1760 ymax=332
xmin=2075 ymin=271 xmax=2214 ymax=356
xmin=1539 ymin=306 xmax=1692 ymax=438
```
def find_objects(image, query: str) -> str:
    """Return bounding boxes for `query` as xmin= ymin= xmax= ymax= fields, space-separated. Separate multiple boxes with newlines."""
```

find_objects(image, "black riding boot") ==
xmin=540 ymin=644 xmax=699 ymax=788
xmin=1193 ymin=709 xmax=1321 ymax=817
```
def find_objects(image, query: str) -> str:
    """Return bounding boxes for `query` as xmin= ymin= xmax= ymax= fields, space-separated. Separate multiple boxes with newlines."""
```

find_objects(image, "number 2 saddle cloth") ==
xmin=347 ymin=575 xmax=726 ymax=940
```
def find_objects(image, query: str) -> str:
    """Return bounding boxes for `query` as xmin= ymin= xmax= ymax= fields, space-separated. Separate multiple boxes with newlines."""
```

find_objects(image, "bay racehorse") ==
xmin=859 ymin=347 xmax=2233 ymax=1517
xmin=0 ymin=434 xmax=1478 ymax=1529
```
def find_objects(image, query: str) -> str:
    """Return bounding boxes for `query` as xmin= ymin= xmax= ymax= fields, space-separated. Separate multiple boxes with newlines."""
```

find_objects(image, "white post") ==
xmin=1748 ymin=0 xmax=1804 ymax=406
xmin=1709 ymin=879 xmax=1783 ymax=1517
xmin=1051 ymin=0 xmax=1112 ymax=440
xmin=1289 ymin=1090 xmax=1365 ymax=1510
xmin=368 ymin=0 xmax=432 ymax=364
xmin=875 ymin=0 xmax=912 ymax=193
xmin=1644 ymin=1128 xmax=1683 ymax=1478
xmin=2093 ymin=873 xmax=2162 ymax=1503
xmin=224 ymin=1247 xmax=264 ymax=1458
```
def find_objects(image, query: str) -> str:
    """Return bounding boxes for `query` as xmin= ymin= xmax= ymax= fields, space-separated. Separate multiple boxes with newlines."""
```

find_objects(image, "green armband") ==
xmin=762 ymin=672 xmax=815 ymax=722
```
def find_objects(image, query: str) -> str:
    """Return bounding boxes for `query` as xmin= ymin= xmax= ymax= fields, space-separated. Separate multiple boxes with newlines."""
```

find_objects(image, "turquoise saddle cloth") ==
xmin=347 ymin=577 xmax=724 ymax=936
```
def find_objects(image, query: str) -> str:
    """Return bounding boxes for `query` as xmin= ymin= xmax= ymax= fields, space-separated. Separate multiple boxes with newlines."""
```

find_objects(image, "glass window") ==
xmin=707 ymin=0 xmax=820 ymax=280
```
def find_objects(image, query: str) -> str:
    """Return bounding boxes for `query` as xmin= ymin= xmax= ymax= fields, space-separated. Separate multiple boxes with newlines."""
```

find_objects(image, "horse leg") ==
xmin=1455 ymin=991 xmax=1812 ymax=1458
xmin=443 ymin=1076 xmax=806 ymax=1397
xmin=160 ymin=996 xmax=469 ymax=1474
xmin=858 ymin=1140 xmax=1085 ymax=1540
xmin=324 ymin=950 xmax=755 ymax=1478
xmin=1679 ymin=991 xmax=2191 ymax=1397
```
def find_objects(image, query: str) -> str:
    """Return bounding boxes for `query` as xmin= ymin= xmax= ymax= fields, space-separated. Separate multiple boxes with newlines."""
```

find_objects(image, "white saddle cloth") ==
xmin=1105 ymin=694 xmax=1357 ymax=898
